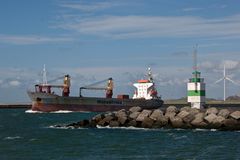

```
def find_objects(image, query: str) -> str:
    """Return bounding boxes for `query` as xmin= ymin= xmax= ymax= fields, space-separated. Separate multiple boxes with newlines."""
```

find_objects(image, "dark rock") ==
xmin=223 ymin=119 xmax=240 ymax=130
xmin=118 ymin=116 xmax=128 ymax=125
xmin=211 ymin=116 xmax=225 ymax=128
xmin=109 ymin=121 xmax=120 ymax=127
xmin=141 ymin=117 xmax=154 ymax=128
xmin=218 ymin=109 xmax=230 ymax=119
xmin=170 ymin=116 xmax=183 ymax=128
xmin=165 ymin=112 xmax=176 ymax=120
xmin=205 ymin=107 xmax=218 ymax=115
xmin=103 ymin=115 xmax=114 ymax=123
xmin=127 ymin=120 xmax=137 ymax=127
xmin=115 ymin=109 xmax=127 ymax=118
xmin=115 ymin=109 xmax=128 ymax=125
xmin=182 ymin=113 xmax=195 ymax=125
xmin=129 ymin=111 xmax=140 ymax=120
xmin=230 ymin=111 xmax=240 ymax=120
xmin=129 ymin=106 xmax=142 ymax=113
xmin=149 ymin=109 xmax=164 ymax=121
xmin=92 ymin=114 xmax=104 ymax=123
xmin=191 ymin=113 xmax=207 ymax=128
xmin=152 ymin=116 xmax=168 ymax=128
xmin=97 ymin=115 xmax=114 ymax=126
xmin=136 ymin=110 xmax=152 ymax=122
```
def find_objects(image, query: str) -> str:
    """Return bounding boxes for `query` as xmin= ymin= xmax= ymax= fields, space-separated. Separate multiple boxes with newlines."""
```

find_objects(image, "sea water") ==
xmin=0 ymin=108 xmax=239 ymax=160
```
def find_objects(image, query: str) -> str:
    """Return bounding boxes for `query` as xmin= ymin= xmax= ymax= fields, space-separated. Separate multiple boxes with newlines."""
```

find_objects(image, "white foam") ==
xmin=48 ymin=125 xmax=86 ymax=130
xmin=96 ymin=125 xmax=154 ymax=130
xmin=25 ymin=110 xmax=43 ymax=113
xmin=50 ymin=110 xmax=73 ymax=113
xmin=194 ymin=128 xmax=209 ymax=132
xmin=4 ymin=136 xmax=22 ymax=140
xmin=48 ymin=125 xmax=73 ymax=129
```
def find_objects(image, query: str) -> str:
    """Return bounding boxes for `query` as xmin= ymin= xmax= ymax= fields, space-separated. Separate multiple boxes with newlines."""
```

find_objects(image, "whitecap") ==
xmin=96 ymin=125 xmax=155 ymax=131
xmin=4 ymin=136 xmax=22 ymax=140
xmin=47 ymin=125 xmax=87 ymax=130
xmin=194 ymin=128 xmax=209 ymax=132
xmin=50 ymin=110 xmax=73 ymax=113
xmin=25 ymin=110 xmax=43 ymax=113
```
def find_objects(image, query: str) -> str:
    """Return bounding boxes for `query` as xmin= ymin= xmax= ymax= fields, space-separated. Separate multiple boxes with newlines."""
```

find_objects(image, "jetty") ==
xmin=61 ymin=105 xmax=240 ymax=131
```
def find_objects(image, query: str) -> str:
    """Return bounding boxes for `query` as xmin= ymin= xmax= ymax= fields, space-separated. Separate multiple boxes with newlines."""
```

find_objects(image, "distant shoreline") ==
xmin=0 ymin=104 xmax=31 ymax=109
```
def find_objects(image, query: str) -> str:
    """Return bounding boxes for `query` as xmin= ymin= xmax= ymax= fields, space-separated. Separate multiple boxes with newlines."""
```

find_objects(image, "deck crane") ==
xmin=79 ymin=78 xmax=114 ymax=98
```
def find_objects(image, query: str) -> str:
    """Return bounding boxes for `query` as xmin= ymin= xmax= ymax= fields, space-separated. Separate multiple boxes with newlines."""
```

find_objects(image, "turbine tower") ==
xmin=215 ymin=64 xmax=238 ymax=101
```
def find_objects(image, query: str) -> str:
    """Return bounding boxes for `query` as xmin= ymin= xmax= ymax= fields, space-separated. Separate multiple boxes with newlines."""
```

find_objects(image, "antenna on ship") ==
xmin=147 ymin=67 xmax=154 ymax=83
xmin=42 ymin=64 xmax=48 ymax=85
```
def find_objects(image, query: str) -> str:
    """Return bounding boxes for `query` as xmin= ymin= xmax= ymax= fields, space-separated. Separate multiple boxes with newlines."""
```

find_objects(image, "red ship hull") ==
xmin=28 ymin=91 xmax=163 ymax=112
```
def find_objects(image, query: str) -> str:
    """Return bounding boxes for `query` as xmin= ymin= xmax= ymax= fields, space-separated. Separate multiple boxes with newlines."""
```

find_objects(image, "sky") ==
xmin=0 ymin=0 xmax=240 ymax=103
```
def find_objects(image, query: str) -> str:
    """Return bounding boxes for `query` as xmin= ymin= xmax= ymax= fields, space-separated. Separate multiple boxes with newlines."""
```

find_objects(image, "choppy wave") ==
xmin=48 ymin=125 xmax=87 ymax=130
xmin=4 ymin=136 xmax=22 ymax=140
xmin=96 ymin=125 xmax=156 ymax=131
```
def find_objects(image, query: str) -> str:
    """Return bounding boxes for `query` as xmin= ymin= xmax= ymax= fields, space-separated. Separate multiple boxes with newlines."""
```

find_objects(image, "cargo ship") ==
xmin=27 ymin=67 xmax=163 ymax=112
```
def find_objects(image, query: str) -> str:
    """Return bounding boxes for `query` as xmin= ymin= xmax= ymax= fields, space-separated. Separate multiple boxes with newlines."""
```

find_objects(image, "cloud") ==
xmin=0 ymin=34 xmax=73 ymax=45
xmin=59 ymin=1 xmax=120 ymax=12
xmin=182 ymin=7 xmax=204 ymax=12
xmin=221 ymin=60 xmax=240 ymax=70
xmin=56 ymin=14 xmax=240 ymax=39
xmin=9 ymin=80 xmax=21 ymax=87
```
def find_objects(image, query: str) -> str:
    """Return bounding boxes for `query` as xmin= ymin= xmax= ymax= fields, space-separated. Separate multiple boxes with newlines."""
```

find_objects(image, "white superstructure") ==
xmin=133 ymin=68 xmax=159 ymax=100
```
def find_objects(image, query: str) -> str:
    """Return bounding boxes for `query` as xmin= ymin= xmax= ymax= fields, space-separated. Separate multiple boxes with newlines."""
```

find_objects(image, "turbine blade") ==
xmin=215 ymin=78 xmax=224 ymax=84
xmin=226 ymin=77 xmax=240 ymax=86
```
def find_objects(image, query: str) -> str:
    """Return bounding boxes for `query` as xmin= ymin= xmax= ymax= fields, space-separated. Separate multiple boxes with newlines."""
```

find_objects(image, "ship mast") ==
xmin=42 ymin=64 xmax=48 ymax=85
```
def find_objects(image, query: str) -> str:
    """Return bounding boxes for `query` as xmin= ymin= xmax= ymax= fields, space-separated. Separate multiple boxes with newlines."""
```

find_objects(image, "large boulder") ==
xmin=149 ymin=109 xmax=164 ymax=121
xmin=115 ymin=109 xmax=128 ymax=125
xmin=166 ymin=106 xmax=178 ymax=113
xmin=129 ymin=106 xmax=142 ymax=113
xmin=165 ymin=112 xmax=176 ymax=120
xmin=204 ymin=113 xmax=218 ymax=124
xmin=141 ymin=117 xmax=154 ymax=128
xmin=136 ymin=110 xmax=152 ymax=122
xmin=218 ymin=109 xmax=230 ymax=119
xmin=129 ymin=111 xmax=141 ymax=120
xmin=180 ymin=106 xmax=192 ymax=112
xmin=205 ymin=107 xmax=218 ymax=115
xmin=230 ymin=111 xmax=240 ymax=120
xmin=177 ymin=110 xmax=189 ymax=119
xmin=191 ymin=113 xmax=207 ymax=128
xmin=153 ymin=116 xmax=168 ymax=128
xmin=204 ymin=113 xmax=225 ymax=128
xmin=170 ymin=116 xmax=183 ymax=128
xmin=115 ymin=109 xmax=127 ymax=118
xmin=109 ymin=121 xmax=120 ymax=127
xmin=127 ymin=120 xmax=137 ymax=127
xmin=92 ymin=114 xmax=104 ymax=123
xmin=223 ymin=119 xmax=240 ymax=130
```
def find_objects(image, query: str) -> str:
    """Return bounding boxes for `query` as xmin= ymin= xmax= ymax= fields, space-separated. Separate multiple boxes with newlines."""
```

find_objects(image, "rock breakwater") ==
xmin=63 ymin=106 xmax=240 ymax=131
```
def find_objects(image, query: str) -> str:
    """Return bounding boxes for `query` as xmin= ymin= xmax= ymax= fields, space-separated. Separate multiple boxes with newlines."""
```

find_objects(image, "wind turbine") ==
xmin=215 ymin=64 xmax=239 ymax=101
